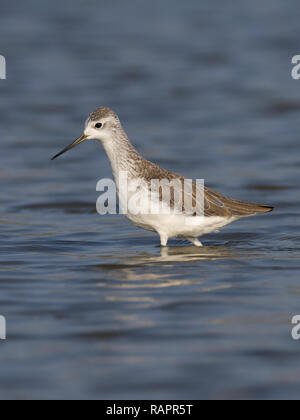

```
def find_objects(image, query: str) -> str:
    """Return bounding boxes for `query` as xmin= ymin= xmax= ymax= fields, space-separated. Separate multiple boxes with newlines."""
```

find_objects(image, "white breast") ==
xmin=117 ymin=175 xmax=236 ymax=240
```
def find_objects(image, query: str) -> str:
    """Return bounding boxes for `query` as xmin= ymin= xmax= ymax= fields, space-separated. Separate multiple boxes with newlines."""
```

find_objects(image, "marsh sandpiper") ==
xmin=52 ymin=107 xmax=274 ymax=247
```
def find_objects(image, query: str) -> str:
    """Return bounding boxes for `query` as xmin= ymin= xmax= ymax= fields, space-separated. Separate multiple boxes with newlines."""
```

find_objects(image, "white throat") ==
xmin=100 ymin=129 xmax=140 ymax=181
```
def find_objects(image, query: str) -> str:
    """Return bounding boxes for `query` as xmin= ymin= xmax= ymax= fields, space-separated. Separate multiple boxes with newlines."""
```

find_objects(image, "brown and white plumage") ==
xmin=131 ymin=157 xmax=273 ymax=218
xmin=52 ymin=107 xmax=274 ymax=247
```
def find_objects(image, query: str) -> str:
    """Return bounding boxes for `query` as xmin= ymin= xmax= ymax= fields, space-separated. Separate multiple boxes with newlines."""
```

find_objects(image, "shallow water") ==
xmin=1 ymin=0 xmax=300 ymax=400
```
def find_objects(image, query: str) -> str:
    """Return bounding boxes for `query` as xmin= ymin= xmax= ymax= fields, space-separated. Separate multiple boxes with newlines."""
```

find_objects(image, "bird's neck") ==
xmin=101 ymin=129 xmax=141 ymax=181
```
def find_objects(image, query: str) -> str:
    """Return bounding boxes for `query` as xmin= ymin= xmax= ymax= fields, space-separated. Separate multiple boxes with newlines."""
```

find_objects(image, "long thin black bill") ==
xmin=51 ymin=134 xmax=87 ymax=160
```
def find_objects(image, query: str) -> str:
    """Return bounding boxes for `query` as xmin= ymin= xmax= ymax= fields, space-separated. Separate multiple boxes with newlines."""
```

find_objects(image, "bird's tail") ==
xmin=223 ymin=196 xmax=274 ymax=217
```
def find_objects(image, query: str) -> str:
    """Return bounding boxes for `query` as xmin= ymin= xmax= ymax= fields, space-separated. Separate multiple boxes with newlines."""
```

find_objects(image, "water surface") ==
xmin=0 ymin=0 xmax=300 ymax=400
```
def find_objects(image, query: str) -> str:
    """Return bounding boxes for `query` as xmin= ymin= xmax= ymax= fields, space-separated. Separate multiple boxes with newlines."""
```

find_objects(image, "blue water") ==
xmin=1 ymin=0 xmax=300 ymax=400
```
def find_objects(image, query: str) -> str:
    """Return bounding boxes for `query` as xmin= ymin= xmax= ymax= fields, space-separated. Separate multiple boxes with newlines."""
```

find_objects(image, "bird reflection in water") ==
xmin=94 ymin=245 xmax=239 ymax=291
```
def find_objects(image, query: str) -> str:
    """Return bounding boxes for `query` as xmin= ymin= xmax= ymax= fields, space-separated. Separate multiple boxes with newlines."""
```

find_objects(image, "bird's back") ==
xmin=134 ymin=157 xmax=274 ymax=218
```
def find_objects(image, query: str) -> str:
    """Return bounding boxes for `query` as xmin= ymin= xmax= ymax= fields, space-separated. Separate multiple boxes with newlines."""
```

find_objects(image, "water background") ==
xmin=1 ymin=0 xmax=300 ymax=400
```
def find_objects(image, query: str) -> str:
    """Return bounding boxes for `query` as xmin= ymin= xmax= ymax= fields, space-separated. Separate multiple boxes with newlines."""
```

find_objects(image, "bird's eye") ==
xmin=95 ymin=122 xmax=102 ymax=129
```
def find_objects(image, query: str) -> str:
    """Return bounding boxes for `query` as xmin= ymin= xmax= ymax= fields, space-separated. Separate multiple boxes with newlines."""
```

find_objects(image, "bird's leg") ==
xmin=187 ymin=237 xmax=203 ymax=247
xmin=159 ymin=233 xmax=169 ymax=247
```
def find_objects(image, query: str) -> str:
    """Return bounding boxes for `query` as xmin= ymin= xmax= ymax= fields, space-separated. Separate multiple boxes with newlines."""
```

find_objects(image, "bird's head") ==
xmin=51 ymin=107 xmax=121 ymax=160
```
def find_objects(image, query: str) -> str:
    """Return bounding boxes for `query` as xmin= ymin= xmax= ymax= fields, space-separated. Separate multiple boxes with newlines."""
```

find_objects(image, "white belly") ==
xmin=126 ymin=213 xmax=235 ymax=239
xmin=118 ymin=180 xmax=236 ymax=240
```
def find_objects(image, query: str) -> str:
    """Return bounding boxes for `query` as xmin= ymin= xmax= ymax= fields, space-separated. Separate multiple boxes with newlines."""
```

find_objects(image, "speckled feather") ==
xmin=52 ymin=107 xmax=274 ymax=246
xmin=88 ymin=107 xmax=120 ymax=122
xmin=132 ymin=158 xmax=274 ymax=217
xmin=90 ymin=107 xmax=274 ymax=219
xmin=84 ymin=107 xmax=276 ymax=221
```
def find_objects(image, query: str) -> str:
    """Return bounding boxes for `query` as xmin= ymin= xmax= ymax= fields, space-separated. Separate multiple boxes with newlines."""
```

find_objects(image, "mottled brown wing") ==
xmin=138 ymin=160 xmax=273 ymax=218
xmin=203 ymin=186 xmax=233 ymax=217
xmin=203 ymin=185 xmax=274 ymax=218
